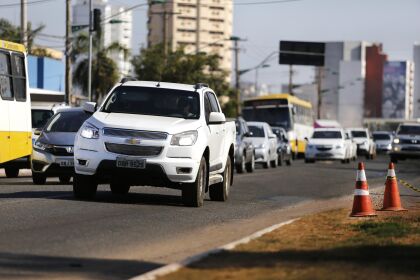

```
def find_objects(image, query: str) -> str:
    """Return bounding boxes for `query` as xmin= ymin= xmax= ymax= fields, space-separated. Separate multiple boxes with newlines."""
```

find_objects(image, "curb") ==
xmin=129 ymin=218 xmax=297 ymax=280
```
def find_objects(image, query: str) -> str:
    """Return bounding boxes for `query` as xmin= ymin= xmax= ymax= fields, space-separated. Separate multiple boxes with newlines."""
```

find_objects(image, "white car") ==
xmin=348 ymin=128 xmax=376 ymax=159
xmin=246 ymin=122 xmax=278 ymax=168
xmin=73 ymin=81 xmax=236 ymax=207
xmin=305 ymin=128 xmax=352 ymax=163
xmin=345 ymin=130 xmax=358 ymax=161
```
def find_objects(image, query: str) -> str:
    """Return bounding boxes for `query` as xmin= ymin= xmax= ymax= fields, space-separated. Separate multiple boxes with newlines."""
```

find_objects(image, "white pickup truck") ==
xmin=73 ymin=81 xmax=236 ymax=207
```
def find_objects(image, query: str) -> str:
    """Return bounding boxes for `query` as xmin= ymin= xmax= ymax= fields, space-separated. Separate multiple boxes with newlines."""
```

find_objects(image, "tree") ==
xmin=0 ymin=18 xmax=47 ymax=55
xmin=132 ymin=44 xmax=236 ymax=117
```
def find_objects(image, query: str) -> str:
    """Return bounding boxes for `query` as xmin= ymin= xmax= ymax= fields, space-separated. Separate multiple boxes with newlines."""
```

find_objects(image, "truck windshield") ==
xmin=248 ymin=125 xmax=265 ymax=137
xmin=312 ymin=131 xmax=342 ymax=139
xmin=397 ymin=125 xmax=420 ymax=135
xmin=102 ymin=86 xmax=200 ymax=119
xmin=351 ymin=131 xmax=367 ymax=138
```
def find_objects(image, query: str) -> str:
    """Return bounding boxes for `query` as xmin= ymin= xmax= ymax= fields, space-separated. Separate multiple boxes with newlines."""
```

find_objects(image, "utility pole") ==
xmin=20 ymin=0 xmax=27 ymax=48
xmin=230 ymin=36 xmax=246 ymax=117
xmin=316 ymin=66 xmax=323 ymax=119
xmin=88 ymin=0 xmax=93 ymax=101
xmin=196 ymin=0 xmax=201 ymax=54
xmin=288 ymin=64 xmax=293 ymax=95
xmin=65 ymin=0 xmax=72 ymax=105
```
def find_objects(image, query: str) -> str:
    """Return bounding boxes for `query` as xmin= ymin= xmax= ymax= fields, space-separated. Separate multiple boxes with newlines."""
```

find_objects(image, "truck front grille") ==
xmin=105 ymin=143 xmax=163 ymax=157
xmin=103 ymin=128 xmax=167 ymax=140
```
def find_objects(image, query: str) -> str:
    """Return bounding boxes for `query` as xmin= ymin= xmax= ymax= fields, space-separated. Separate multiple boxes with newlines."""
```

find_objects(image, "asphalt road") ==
xmin=0 ymin=155 xmax=419 ymax=279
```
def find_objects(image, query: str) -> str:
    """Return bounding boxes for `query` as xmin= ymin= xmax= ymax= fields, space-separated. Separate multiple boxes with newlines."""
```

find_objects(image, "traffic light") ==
xmin=93 ymin=8 xmax=101 ymax=32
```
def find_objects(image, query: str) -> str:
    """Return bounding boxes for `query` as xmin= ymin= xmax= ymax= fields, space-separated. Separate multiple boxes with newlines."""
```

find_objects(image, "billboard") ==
xmin=279 ymin=41 xmax=325 ymax=66
xmin=382 ymin=61 xmax=407 ymax=118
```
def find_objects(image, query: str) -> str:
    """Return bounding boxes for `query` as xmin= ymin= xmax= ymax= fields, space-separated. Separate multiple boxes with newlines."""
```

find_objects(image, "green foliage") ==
xmin=132 ymin=44 xmax=236 ymax=117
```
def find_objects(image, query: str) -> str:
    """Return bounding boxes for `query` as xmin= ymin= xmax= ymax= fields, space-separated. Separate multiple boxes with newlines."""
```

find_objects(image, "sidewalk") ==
xmin=158 ymin=196 xmax=420 ymax=280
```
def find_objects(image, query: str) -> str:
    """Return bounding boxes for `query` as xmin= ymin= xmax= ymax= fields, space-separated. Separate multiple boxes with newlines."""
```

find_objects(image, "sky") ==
xmin=1 ymin=0 xmax=419 ymax=92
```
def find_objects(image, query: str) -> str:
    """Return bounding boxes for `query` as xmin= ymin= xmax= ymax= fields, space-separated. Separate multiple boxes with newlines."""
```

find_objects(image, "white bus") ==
xmin=0 ymin=39 xmax=32 ymax=177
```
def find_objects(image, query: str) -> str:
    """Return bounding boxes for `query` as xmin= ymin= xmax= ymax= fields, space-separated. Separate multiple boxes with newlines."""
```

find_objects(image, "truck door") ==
xmin=0 ymin=51 xmax=12 ymax=163
xmin=205 ymin=92 xmax=224 ymax=172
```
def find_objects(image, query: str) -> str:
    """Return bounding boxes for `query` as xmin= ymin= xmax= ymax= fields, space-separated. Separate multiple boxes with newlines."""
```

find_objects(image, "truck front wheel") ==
xmin=210 ymin=157 xmax=232 ymax=202
xmin=73 ymin=174 xmax=98 ymax=200
xmin=182 ymin=157 xmax=207 ymax=207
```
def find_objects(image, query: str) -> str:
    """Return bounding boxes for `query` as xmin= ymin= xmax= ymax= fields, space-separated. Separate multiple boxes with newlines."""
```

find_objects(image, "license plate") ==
xmin=116 ymin=157 xmax=146 ymax=169
xmin=58 ymin=159 xmax=74 ymax=167
xmin=317 ymin=153 xmax=332 ymax=158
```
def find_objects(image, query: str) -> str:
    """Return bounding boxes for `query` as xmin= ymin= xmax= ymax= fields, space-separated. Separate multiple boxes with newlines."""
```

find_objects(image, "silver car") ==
xmin=373 ymin=131 xmax=393 ymax=153
xmin=31 ymin=108 xmax=91 ymax=184
xmin=246 ymin=122 xmax=278 ymax=169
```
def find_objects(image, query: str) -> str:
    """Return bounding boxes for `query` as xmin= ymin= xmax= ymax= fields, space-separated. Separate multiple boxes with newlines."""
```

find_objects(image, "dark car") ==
xmin=31 ymin=107 xmax=92 ymax=184
xmin=234 ymin=117 xmax=255 ymax=173
xmin=272 ymin=127 xmax=292 ymax=166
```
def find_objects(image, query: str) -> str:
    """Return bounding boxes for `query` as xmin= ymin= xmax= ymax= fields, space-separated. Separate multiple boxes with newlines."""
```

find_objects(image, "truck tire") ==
xmin=245 ymin=153 xmax=255 ymax=173
xmin=182 ymin=157 xmax=207 ymax=207
xmin=32 ymin=173 xmax=46 ymax=185
xmin=210 ymin=157 xmax=231 ymax=202
xmin=59 ymin=175 xmax=71 ymax=184
xmin=5 ymin=166 xmax=19 ymax=178
xmin=110 ymin=183 xmax=130 ymax=195
xmin=236 ymin=154 xmax=245 ymax=174
xmin=73 ymin=174 xmax=98 ymax=200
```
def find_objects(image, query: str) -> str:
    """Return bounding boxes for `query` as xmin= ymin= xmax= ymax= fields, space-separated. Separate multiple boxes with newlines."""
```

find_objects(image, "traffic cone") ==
xmin=381 ymin=162 xmax=407 ymax=211
xmin=350 ymin=162 xmax=376 ymax=217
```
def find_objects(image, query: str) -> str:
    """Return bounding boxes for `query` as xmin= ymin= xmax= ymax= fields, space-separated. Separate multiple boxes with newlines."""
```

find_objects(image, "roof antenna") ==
xmin=156 ymin=81 xmax=161 ymax=87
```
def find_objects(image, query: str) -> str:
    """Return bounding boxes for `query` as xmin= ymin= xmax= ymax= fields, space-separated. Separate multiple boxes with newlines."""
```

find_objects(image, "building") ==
xmin=148 ymin=0 xmax=233 ymax=81
xmin=382 ymin=61 xmax=414 ymax=120
xmin=318 ymin=41 xmax=370 ymax=127
xmin=364 ymin=44 xmax=387 ymax=118
xmin=28 ymin=55 xmax=64 ymax=92
xmin=73 ymin=0 xmax=133 ymax=76
xmin=413 ymin=44 xmax=420 ymax=118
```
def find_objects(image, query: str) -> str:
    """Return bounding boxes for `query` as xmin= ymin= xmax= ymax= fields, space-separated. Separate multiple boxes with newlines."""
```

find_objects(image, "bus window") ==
xmin=243 ymin=106 xmax=292 ymax=130
xmin=0 ymin=52 xmax=13 ymax=99
xmin=11 ymin=54 xmax=26 ymax=101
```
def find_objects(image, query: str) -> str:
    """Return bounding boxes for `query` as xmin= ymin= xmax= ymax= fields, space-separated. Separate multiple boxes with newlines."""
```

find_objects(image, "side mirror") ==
xmin=83 ymin=102 xmax=97 ymax=113
xmin=34 ymin=128 xmax=42 ymax=136
xmin=304 ymin=137 xmax=309 ymax=142
xmin=209 ymin=112 xmax=226 ymax=125
xmin=269 ymin=134 xmax=277 ymax=139
xmin=282 ymin=135 xmax=288 ymax=142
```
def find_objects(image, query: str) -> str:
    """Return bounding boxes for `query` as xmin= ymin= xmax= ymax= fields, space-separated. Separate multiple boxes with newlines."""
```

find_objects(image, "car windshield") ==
xmin=248 ymin=125 xmax=265 ymax=137
xmin=45 ymin=111 xmax=91 ymax=133
xmin=32 ymin=109 xmax=54 ymax=129
xmin=351 ymin=131 xmax=367 ymax=138
xmin=101 ymin=86 xmax=200 ymax=119
xmin=312 ymin=131 xmax=342 ymax=139
xmin=242 ymin=107 xmax=291 ymax=130
xmin=397 ymin=125 xmax=420 ymax=135
xmin=373 ymin=134 xmax=391 ymax=140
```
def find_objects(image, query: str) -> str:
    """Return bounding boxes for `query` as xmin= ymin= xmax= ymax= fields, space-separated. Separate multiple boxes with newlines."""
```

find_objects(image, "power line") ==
xmin=0 ymin=0 xmax=56 ymax=8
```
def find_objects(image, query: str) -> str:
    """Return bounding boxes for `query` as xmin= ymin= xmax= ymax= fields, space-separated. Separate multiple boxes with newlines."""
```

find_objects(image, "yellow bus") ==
xmin=0 ymin=39 xmax=32 ymax=177
xmin=242 ymin=94 xmax=314 ymax=156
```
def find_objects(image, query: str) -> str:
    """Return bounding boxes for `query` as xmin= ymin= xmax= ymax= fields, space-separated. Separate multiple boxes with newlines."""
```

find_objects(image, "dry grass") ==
xmin=159 ymin=208 xmax=420 ymax=280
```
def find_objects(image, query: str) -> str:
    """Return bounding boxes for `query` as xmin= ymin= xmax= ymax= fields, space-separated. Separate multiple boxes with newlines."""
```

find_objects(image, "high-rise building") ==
xmin=413 ymin=44 xmax=420 ymax=118
xmin=382 ymin=61 xmax=415 ymax=120
xmin=148 ymin=0 xmax=233 ymax=81
xmin=73 ymin=0 xmax=132 ymax=76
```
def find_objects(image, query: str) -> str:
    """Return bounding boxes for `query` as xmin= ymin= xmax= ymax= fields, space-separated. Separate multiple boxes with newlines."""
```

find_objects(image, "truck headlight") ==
xmin=393 ymin=138 xmax=400 ymax=144
xmin=80 ymin=123 xmax=100 ymax=139
xmin=171 ymin=131 xmax=198 ymax=146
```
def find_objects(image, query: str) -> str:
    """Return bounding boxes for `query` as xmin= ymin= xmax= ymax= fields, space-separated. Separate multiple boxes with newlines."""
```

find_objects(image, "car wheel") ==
xmin=210 ymin=157 xmax=232 ymax=202
xmin=5 ymin=166 xmax=19 ymax=178
xmin=263 ymin=160 xmax=270 ymax=169
xmin=110 ymin=183 xmax=130 ymax=195
xmin=286 ymin=157 xmax=292 ymax=166
xmin=32 ymin=173 xmax=46 ymax=185
xmin=236 ymin=154 xmax=245 ymax=174
xmin=245 ymin=153 xmax=255 ymax=173
xmin=270 ymin=155 xmax=278 ymax=168
xmin=278 ymin=153 xmax=283 ymax=166
xmin=73 ymin=173 xmax=98 ymax=200
xmin=59 ymin=175 xmax=71 ymax=184
xmin=182 ymin=156 xmax=207 ymax=207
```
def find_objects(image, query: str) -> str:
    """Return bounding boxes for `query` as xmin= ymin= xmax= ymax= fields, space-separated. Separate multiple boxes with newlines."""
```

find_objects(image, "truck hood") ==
xmin=308 ymin=139 xmax=344 ymax=146
xmin=90 ymin=112 xmax=201 ymax=135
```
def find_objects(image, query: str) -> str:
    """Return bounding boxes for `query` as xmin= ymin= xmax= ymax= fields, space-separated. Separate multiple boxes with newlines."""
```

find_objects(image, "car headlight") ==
xmin=256 ymin=143 xmax=266 ymax=149
xmin=34 ymin=140 xmax=53 ymax=151
xmin=171 ymin=130 xmax=198 ymax=146
xmin=393 ymin=138 xmax=400 ymax=144
xmin=307 ymin=144 xmax=314 ymax=149
xmin=335 ymin=144 xmax=343 ymax=149
xmin=80 ymin=123 xmax=100 ymax=139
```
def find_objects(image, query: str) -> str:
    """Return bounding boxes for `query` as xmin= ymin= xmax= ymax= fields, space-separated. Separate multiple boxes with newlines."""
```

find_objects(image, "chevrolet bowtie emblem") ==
xmin=126 ymin=138 xmax=141 ymax=145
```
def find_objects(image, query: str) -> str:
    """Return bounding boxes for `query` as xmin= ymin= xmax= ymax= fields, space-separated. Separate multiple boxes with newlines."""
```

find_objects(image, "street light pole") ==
xmin=20 ymin=0 xmax=27 ymax=48
xmin=88 ymin=0 xmax=93 ymax=102
xmin=65 ymin=0 xmax=72 ymax=105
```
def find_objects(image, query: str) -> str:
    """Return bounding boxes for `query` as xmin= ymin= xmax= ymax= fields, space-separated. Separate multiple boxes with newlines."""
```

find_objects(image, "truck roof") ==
xmin=120 ymin=81 xmax=209 ymax=93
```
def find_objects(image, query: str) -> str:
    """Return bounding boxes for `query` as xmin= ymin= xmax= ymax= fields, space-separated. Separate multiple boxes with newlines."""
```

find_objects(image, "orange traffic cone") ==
xmin=350 ymin=162 xmax=376 ymax=217
xmin=381 ymin=162 xmax=407 ymax=211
